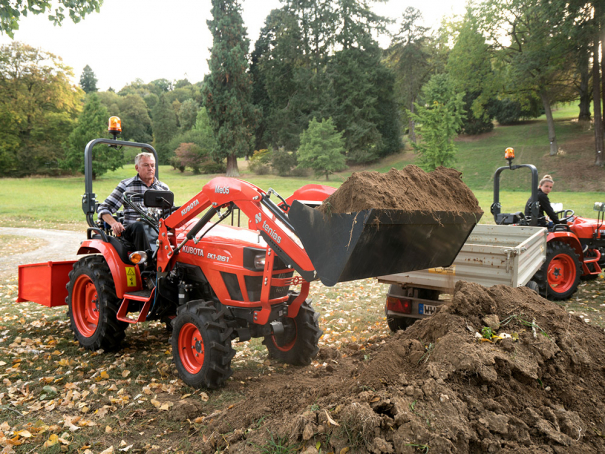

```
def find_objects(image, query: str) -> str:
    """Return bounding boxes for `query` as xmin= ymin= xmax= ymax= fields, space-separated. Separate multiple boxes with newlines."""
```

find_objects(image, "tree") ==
xmin=79 ymin=64 xmax=98 ymax=93
xmin=63 ymin=93 xmax=122 ymax=179
xmin=118 ymin=94 xmax=152 ymax=144
xmin=151 ymin=94 xmax=177 ymax=164
xmin=178 ymin=99 xmax=199 ymax=132
xmin=298 ymin=117 xmax=347 ymax=180
xmin=0 ymin=0 xmax=102 ymax=38
xmin=480 ymin=0 xmax=580 ymax=156
xmin=410 ymin=74 xmax=465 ymax=171
xmin=0 ymin=42 xmax=82 ymax=176
xmin=385 ymin=7 xmax=432 ymax=143
xmin=446 ymin=9 xmax=497 ymax=135
xmin=202 ymin=0 xmax=258 ymax=176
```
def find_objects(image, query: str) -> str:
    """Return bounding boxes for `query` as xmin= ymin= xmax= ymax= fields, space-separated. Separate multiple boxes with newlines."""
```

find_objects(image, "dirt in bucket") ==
xmin=193 ymin=281 xmax=605 ymax=453
xmin=317 ymin=166 xmax=483 ymax=216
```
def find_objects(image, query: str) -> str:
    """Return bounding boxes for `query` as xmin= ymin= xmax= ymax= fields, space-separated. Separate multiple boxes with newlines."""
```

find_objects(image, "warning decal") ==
xmin=126 ymin=266 xmax=137 ymax=287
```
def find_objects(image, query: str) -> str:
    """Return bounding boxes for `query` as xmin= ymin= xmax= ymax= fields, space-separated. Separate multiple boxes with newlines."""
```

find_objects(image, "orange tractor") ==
xmin=491 ymin=148 xmax=604 ymax=300
xmin=18 ymin=120 xmax=480 ymax=388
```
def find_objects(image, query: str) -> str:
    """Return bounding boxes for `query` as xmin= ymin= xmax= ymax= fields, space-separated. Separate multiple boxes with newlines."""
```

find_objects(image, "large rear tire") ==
xmin=263 ymin=300 xmax=322 ymax=365
xmin=66 ymin=256 xmax=127 ymax=351
xmin=534 ymin=242 xmax=582 ymax=300
xmin=171 ymin=301 xmax=235 ymax=389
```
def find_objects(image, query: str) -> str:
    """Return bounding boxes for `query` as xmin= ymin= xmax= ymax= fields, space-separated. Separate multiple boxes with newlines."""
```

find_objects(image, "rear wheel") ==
xmin=171 ymin=301 xmax=235 ymax=389
xmin=263 ymin=300 xmax=322 ymax=365
xmin=66 ymin=256 xmax=127 ymax=351
xmin=534 ymin=242 xmax=582 ymax=300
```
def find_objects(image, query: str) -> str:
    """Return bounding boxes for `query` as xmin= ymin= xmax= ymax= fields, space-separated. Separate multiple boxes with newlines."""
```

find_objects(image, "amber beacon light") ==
xmin=108 ymin=116 xmax=122 ymax=140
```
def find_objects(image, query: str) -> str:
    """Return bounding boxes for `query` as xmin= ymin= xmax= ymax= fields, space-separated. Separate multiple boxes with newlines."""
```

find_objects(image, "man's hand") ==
xmin=111 ymin=222 xmax=125 ymax=236
xmin=101 ymin=213 xmax=125 ymax=236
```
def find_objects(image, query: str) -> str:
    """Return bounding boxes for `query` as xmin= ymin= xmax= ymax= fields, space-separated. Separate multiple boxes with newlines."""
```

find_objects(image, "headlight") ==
xmin=254 ymin=254 xmax=266 ymax=270
xmin=594 ymin=202 xmax=605 ymax=212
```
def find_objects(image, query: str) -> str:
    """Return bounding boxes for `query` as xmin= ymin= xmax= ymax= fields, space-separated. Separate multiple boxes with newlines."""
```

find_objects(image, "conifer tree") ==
xmin=298 ymin=117 xmax=347 ymax=180
xmin=63 ymin=93 xmax=122 ymax=179
xmin=151 ymin=94 xmax=178 ymax=164
xmin=202 ymin=0 xmax=257 ymax=176
xmin=79 ymin=65 xmax=98 ymax=93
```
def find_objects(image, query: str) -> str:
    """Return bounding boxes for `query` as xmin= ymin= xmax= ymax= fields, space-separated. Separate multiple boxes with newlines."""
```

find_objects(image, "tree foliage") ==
xmin=202 ymin=0 xmax=257 ymax=177
xmin=410 ymin=74 xmax=465 ymax=171
xmin=0 ymin=42 xmax=82 ymax=176
xmin=79 ymin=64 xmax=98 ymax=94
xmin=298 ymin=117 xmax=347 ymax=180
xmin=151 ymin=94 xmax=177 ymax=164
xmin=0 ymin=0 xmax=102 ymax=38
xmin=63 ymin=93 xmax=122 ymax=179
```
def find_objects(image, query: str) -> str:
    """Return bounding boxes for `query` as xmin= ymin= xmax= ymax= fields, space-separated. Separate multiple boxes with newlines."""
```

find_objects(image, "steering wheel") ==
xmin=554 ymin=209 xmax=575 ymax=224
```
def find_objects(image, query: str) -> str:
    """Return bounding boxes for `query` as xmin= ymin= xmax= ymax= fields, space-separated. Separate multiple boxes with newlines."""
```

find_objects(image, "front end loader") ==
xmin=18 ymin=118 xmax=481 ymax=388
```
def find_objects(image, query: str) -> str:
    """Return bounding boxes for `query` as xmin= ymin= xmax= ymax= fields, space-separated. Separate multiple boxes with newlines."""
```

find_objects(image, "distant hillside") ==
xmin=341 ymin=106 xmax=605 ymax=193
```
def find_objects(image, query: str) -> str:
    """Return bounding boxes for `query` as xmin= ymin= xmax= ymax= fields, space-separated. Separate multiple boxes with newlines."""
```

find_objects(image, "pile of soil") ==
xmin=318 ymin=166 xmax=483 ymax=216
xmin=193 ymin=282 xmax=605 ymax=453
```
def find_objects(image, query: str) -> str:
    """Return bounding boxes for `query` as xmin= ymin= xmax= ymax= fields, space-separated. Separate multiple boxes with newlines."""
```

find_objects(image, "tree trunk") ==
xmin=594 ymin=21 xmax=605 ymax=166
xmin=225 ymin=153 xmax=240 ymax=177
xmin=578 ymin=47 xmax=591 ymax=122
xmin=408 ymin=101 xmax=416 ymax=144
xmin=539 ymin=89 xmax=558 ymax=156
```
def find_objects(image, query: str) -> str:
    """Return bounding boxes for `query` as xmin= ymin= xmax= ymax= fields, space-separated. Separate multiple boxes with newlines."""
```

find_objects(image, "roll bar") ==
xmin=82 ymin=138 xmax=159 ymax=227
xmin=491 ymin=162 xmax=539 ymax=226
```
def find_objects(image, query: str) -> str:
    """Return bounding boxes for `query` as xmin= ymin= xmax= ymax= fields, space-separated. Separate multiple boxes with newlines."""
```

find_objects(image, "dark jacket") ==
xmin=525 ymin=188 xmax=560 ymax=225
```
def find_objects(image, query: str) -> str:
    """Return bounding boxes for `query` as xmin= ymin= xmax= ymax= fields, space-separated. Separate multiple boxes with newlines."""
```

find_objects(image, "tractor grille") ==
xmin=244 ymin=271 xmax=294 ymax=302
xmin=221 ymin=272 xmax=243 ymax=301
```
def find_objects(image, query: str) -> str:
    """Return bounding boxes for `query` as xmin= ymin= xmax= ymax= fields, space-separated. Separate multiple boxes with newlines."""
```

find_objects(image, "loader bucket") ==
xmin=288 ymin=201 xmax=482 ymax=287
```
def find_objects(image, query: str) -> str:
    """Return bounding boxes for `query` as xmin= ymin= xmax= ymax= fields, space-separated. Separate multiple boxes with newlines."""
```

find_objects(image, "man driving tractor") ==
xmin=97 ymin=152 xmax=170 ymax=251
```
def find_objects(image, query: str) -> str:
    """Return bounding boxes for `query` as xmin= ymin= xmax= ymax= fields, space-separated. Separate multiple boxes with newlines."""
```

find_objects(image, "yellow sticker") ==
xmin=125 ymin=266 xmax=137 ymax=287
xmin=428 ymin=266 xmax=455 ymax=275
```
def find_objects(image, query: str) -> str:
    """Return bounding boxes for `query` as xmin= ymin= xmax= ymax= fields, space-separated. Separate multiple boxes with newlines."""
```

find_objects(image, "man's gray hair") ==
xmin=135 ymin=152 xmax=155 ymax=166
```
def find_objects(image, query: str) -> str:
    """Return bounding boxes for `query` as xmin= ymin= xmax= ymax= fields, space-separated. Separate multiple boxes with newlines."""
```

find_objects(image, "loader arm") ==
xmin=157 ymin=177 xmax=316 ymax=279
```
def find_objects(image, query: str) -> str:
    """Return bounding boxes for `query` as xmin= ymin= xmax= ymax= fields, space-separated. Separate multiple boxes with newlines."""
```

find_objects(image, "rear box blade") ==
xmin=289 ymin=201 xmax=482 ymax=287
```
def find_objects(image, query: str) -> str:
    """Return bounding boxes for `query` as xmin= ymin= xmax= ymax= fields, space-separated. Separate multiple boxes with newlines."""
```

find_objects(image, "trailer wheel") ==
xmin=263 ymin=300 xmax=322 ymax=366
xmin=171 ymin=301 xmax=235 ymax=389
xmin=66 ymin=256 xmax=127 ymax=351
xmin=534 ymin=242 xmax=582 ymax=300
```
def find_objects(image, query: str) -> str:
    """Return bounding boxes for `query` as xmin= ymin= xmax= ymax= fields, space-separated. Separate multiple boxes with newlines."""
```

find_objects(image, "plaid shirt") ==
xmin=97 ymin=175 xmax=170 ymax=226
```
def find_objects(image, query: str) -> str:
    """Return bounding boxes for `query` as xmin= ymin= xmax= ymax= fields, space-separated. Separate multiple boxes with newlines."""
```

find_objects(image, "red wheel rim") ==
xmin=547 ymin=253 xmax=576 ymax=293
xmin=72 ymin=275 xmax=99 ymax=337
xmin=272 ymin=323 xmax=297 ymax=352
xmin=178 ymin=323 xmax=204 ymax=374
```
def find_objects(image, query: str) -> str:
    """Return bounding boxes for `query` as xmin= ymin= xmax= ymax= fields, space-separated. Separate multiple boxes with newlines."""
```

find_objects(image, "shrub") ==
xmin=199 ymin=160 xmax=226 ymax=174
xmin=249 ymin=149 xmax=273 ymax=175
xmin=271 ymin=147 xmax=297 ymax=176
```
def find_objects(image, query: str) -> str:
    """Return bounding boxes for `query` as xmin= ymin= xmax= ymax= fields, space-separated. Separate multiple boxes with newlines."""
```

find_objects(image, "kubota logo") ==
xmin=181 ymin=199 xmax=199 ymax=217
xmin=255 ymin=213 xmax=262 ymax=224
xmin=182 ymin=246 xmax=204 ymax=256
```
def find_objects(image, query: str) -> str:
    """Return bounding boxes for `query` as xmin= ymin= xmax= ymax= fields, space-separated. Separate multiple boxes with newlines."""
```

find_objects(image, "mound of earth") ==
xmin=194 ymin=281 xmax=605 ymax=453
xmin=318 ymin=166 xmax=482 ymax=216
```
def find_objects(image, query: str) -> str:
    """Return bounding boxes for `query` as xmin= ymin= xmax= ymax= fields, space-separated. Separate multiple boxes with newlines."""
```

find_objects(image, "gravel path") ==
xmin=0 ymin=227 xmax=84 ymax=280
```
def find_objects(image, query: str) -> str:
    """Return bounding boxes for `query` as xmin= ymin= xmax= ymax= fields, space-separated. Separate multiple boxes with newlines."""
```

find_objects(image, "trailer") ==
xmin=378 ymin=224 xmax=547 ymax=331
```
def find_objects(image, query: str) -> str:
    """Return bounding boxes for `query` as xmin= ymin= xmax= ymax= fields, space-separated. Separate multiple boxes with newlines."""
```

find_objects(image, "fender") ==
xmin=546 ymin=231 xmax=583 ymax=258
xmin=78 ymin=239 xmax=142 ymax=297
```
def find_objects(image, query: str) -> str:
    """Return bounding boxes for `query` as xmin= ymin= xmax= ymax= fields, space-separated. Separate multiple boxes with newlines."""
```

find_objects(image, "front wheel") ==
xmin=66 ymin=255 xmax=127 ymax=351
xmin=263 ymin=300 xmax=322 ymax=365
xmin=534 ymin=242 xmax=582 ymax=300
xmin=171 ymin=301 xmax=235 ymax=389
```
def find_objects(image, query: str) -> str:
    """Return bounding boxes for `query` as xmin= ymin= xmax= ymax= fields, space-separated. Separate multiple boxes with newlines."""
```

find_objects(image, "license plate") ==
xmin=419 ymin=304 xmax=436 ymax=316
